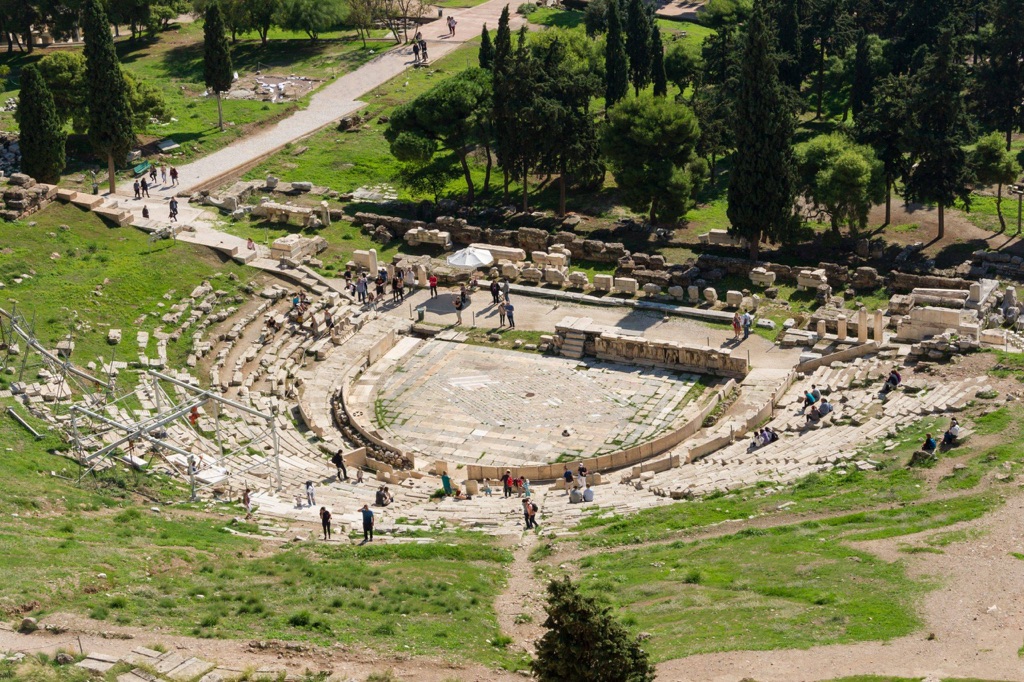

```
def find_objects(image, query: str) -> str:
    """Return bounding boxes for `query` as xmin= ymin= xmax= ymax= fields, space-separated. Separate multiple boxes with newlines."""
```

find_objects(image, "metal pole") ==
xmin=271 ymin=407 xmax=282 ymax=491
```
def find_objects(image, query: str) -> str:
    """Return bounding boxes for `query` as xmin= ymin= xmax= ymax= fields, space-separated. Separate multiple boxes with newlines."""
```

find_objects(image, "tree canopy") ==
xmin=16 ymin=64 xmax=66 ymax=184
xmin=532 ymin=578 xmax=656 ymax=682
xmin=602 ymin=93 xmax=706 ymax=224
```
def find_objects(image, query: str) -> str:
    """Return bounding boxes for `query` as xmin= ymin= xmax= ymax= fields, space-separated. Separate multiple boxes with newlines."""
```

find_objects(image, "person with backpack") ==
xmin=501 ymin=469 xmax=513 ymax=498
xmin=523 ymin=498 xmax=538 ymax=529
xmin=319 ymin=507 xmax=332 ymax=540
xmin=331 ymin=449 xmax=347 ymax=481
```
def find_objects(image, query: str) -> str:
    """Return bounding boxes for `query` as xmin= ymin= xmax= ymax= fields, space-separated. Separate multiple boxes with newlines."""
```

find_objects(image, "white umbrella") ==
xmin=446 ymin=246 xmax=494 ymax=268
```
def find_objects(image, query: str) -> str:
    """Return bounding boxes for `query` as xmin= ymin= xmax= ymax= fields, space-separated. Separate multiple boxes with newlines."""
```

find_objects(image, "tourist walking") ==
xmin=412 ymin=41 xmax=421 ymax=63
xmin=428 ymin=273 xmax=438 ymax=297
xmin=160 ymin=165 xmax=168 ymax=185
xmin=502 ymin=469 xmax=513 ymax=498
xmin=361 ymin=504 xmax=375 ymax=542
xmin=168 ymin=197 xmax=179 ymax=222
xmin=305 ymin=480 xmax=316 ymax=507
xmin=396 ymin=276 xmax=405 ymax=302
xmin=524 ymin=498 xmax=538 ymax=529
xmin=133 ymin=180 xmax=141 ymax=199
xmin=170 ymin=167 xmax=179 ymax=186
xmin=242 ymin=487 xmax=252 ymax=518
xmin=149 ymin=165 xmax=157 ymax=184
xmin=140 ymin=177 xmax=150 ymax=197
xmin=490 ymin=279 xmax=501 ymax=305
xmin=498 ymin=300 xmax=507 ymax=327
xmin=505 ymin=301 xmax=516 ymax=329
xmin=741 ymin=311 xmax=753 ymax=340
xmin=419 ymin=39 xmax=428 ymax=61
xmin=356 ymin=275 xmax=368 ymax=303
xmin=331 ymin=449 xmax=348 ymax=480
xmin=501 ymin=277 xmax=510 ymax=301
xmin=319 ymin=507 xmax=332 ymax=540
xmin=447 ymin=15 xmax=457 ymax=37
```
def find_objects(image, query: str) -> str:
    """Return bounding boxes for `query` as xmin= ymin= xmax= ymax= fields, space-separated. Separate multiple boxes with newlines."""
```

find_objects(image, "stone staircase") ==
xmin=560 ymin=329 xmax=586 ymax=359
xmin=641 ymin=370 xmax=988 ymax=501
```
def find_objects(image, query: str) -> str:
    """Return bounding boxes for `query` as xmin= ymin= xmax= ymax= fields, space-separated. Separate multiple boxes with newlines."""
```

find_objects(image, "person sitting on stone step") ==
xmin=943 ymin=418 xmax=961 ymax=446
xmin=922 ymin=433 xmax=937 ymax=454
xmin=802 ymin=389 xmax=819 ymax=412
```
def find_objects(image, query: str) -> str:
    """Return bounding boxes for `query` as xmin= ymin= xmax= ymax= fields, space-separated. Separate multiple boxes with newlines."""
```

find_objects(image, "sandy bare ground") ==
xmin=0 ymin=613 xmax=523 ymax=681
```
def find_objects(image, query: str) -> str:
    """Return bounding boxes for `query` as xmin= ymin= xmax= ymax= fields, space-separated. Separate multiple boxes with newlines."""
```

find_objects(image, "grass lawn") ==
xmin=0 ymin=21 xmax=389 ymax=191
xmin=0 ymin=407 xmax=527 ymax=670
xmin=0 ymin=203 xmax=249 ymax=377
xmin=555 ymin=494 xmax=998 ymax=661
xmin=244 ymin=38 xmax=486 ymax=198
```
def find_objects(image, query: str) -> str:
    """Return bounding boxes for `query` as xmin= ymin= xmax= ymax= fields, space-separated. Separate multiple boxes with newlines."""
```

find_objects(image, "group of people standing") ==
xmin=132 ymin=165 xmax=179 ymax=199
xmin=345 ymin=266 xmax=415 ymax=309
xmin=731 ymin=310 xmax=754 ymax=340
xmin=411 ymin=32 xmax=429 ymax=64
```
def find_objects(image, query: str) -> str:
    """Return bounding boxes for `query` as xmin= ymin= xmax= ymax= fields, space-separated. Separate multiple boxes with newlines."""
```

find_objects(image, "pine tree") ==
xmin=83 ymin=0 xmax=135 ymax=193
xmin=532 ymin=578 xmax=655 ymax=682
xmin=604 ymin=0 xmax=629 ymax=107
xmin=509 ymin=25 xmax=544 ymax=211
xmin=16 ymin=64 xmax=66 ymax=184
xmin=479 ymin=23 xmax=494 ymax=70
xmin=726 ymin=0 xmax=797 ymax=260
xmin=903 ymin=29 xmax=974 ymax=240
xmin=532 ymin=33 xmax=602 ymax=215
xmin=856 ymin=74 xmax=911 ymax=226
xmin=973 ymin=0 xmax=1024 ymax=150
xmin=625 ymin=0 xmax=651 ymax=95
xmin=204 ymin=1 xmax=233 ymax=131
xmin=775 ymin=0 xmax=802 ymax=90
xmin=970 ymin=131 xmax=1020 ymax=232
xmin=650 ymin=23 xmax=667 ymax=97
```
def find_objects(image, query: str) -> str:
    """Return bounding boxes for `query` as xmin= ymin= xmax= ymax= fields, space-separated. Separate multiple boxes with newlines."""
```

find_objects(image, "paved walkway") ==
xmin=117 ymin=0 xmax=522 ymax=197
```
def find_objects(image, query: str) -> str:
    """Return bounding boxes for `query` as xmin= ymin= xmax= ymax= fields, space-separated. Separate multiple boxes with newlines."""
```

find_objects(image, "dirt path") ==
xmin=0 ymin=613 xmax=523 ymax=682
xmin=495 ymin=531 xmax=547 ymax=655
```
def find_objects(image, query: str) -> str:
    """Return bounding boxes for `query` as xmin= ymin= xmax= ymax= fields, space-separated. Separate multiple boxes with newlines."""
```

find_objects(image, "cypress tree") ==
xmin=625 ymin=0 xmax=651 ymax=95
xmin=16 ymin=64 xmax=66 ymax=184
xmin=83 ymin=0 xmax=135 ymax=194
xmin=204 ymin=1 xmax=233 ymax=132
xmin=775 ymin=0 xmax=802 ymax=90
xmin=727 ymin=0 xmax=797 ymax=260
xmin=479 ymin=23 xmax=494 ymax=70
xmin=849 ymin=30 xmax=872 ymax=120
xmin=492 ymin=5 xmax=514 ymax=201
xmin=650 ymin=23 xmax=667 ymax=97
xmin=604 ymin=0 xmax=628 ymax=107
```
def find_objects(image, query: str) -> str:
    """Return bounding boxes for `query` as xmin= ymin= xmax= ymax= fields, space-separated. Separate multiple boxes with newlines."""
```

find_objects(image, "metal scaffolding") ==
xmin=72 ymin=371 xmax=281 ymax=498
